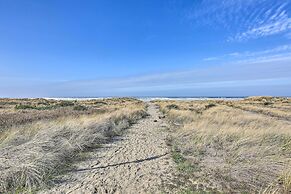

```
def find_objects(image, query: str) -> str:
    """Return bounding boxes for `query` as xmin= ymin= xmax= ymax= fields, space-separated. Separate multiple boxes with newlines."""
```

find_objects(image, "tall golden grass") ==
xmin=0 ymin=98 xmax=147 ymax=193
xmin=156 ymin=98 xmax=291 ymax=193
xmin=221 ymin=96 xmax=291 ymax=121
xmin=0 ymin=98 xmax=141 ymax=130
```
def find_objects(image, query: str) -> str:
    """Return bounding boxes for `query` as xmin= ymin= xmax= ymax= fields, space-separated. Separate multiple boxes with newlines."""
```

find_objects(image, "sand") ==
xmin=41 ymin=103 xmax=174 ymax=194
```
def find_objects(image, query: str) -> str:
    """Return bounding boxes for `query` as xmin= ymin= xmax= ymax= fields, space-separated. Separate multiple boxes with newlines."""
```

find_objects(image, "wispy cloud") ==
xmin=115 ymin=78 xmax=291 ymax=93
xmin=203 ymin=44 xmax=291 ymax=63
xmin=203 ymin=57 xmax=219 ymax=61
xmin=234 ymin=53 xmax=291 ymax=65
xmin=185 ymin=0 xmax=256 ymax=28
xmin=184 ymin=0 xmax=291 ymax=41
xmin=230 ymin=4 xmax=291 ymax=41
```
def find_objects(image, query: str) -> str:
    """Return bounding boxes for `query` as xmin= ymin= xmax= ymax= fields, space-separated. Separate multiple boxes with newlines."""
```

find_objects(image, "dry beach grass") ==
xmin=222 ymin=96 xmax=291 ymax=121
xmin=0 ymin=98 xmax=147 ymax=193
xmin=0 ymin=98 xmax=137 ymax=130
xmin=155 ymin=97 xmax=291 ymax=193
xmin=1 ymin=97 xmax=290 ymax=193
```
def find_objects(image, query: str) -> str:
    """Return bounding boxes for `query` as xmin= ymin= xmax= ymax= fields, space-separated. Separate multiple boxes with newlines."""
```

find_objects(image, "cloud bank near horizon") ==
xmin=1 ymin=55 xmax=291 ymax=98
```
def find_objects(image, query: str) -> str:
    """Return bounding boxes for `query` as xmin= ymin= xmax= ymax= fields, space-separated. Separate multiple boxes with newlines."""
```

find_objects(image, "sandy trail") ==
xmin=42 ymin=103 xmax=174 ymax=194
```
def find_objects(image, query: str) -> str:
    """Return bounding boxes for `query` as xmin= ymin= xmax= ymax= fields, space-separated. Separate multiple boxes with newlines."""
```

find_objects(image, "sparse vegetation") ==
xmin=155 ymin=97 xmax=291 ymax=193
xmin=166 ymin=104 xmax=180 ymax=110
xmin=0 ymin=98 xmax=147 ymax=193
xmin=0 ymin=98 xmax=141 ymax=130
xmin=221 ymin=96 xmax=291 ymax=121
xmin=73 ymin=105 xmax=88 ymax=111
xmin=1 ymin=97 xmax=290 ymax=193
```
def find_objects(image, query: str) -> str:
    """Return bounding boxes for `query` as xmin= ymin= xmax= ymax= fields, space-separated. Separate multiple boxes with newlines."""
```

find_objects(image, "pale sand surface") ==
xmin=41 ymin=103 xmax=174 ymax=194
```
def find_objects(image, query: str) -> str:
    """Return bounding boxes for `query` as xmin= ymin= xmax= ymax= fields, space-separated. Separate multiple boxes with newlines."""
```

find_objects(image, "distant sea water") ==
xmin=45 ymin=97 xmax=245 ymax=101
xmin=138 ymin=97 xmax=245 ymax=101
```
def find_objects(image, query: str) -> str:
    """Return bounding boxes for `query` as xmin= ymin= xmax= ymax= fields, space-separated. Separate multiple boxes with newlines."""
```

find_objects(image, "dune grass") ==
xmin=221 ymin=96 xmax=291 ymax=121
xmin=0 ymin=98 xmax=140 ymax=130
xmin=0 ymin=98 xmax=147 ymax=193
xmin=155 ymin=98 xmax=291 ymax=193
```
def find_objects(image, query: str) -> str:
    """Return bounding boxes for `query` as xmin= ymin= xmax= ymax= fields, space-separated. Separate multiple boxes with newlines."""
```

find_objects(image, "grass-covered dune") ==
xmin=0 ymin=98 xmax=139 ymax=130
xmin=155 ymin=97 xmax=291 ymax=193
xmin=0 ymin=98 xmax=147 ymax=193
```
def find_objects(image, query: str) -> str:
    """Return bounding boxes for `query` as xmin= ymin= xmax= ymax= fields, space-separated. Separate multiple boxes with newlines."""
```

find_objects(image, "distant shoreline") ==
xmin=1 ymin=96 xmax=290 ymax=101
xmin=42 ymin=96 xmax=246 ymax=101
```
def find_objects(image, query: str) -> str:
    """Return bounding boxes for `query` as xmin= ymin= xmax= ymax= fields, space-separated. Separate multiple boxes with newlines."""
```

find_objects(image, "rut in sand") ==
xmin=42 ymin=103 xmax=175 ymax=194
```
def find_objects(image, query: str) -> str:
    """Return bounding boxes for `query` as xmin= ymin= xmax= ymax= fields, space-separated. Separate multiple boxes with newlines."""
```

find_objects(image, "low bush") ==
xmin=15 ymin=104 xmax=36 ymax=110
xmin=57 ymin=101 xmax=75 ymax=107
xmin=166 ymin=104 xmax=179 ymax=110
xmin=73 ymin=105 xmax=88 ymax=111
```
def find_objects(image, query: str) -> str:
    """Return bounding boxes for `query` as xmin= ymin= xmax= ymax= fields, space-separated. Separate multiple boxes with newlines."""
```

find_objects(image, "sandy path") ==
xmin=42 ymin=103 xmax=174 ymax=194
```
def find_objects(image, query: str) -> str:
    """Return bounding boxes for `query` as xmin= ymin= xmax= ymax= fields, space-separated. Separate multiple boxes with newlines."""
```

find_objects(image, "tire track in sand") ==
xmin=42 ymin=103 xmax=174 ymax=194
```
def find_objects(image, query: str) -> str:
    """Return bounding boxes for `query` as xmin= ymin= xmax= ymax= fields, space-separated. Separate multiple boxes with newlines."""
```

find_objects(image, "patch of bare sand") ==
xmin=41 ymin=103 xmax=174 ymax=194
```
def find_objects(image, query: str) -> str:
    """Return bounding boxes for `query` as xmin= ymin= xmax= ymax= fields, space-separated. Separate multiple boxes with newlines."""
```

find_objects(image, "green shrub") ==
xmin=58 ymin=101 xmax=75 ymax=107
xmin=205 ymin=103 xmax=216 ymax=109
xmin=263 ymin=101 xmax=273 ymax=106
xmin=94 ymin=101 xmax=107 ymax=105
xmin=15 ymin=104 xmax=36 ymax=110
xmin=15 ymin=104 xmax=55 ymax=110
xmin=166 ymin=104 xmax=179 ymax=110
xmin=73 ymin=105 xmax=88 ymax=111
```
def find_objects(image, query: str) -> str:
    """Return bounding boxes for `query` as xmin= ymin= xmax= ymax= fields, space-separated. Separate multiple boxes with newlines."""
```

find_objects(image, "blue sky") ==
xmin=0 ymin=0 xmax=290 ymax=97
